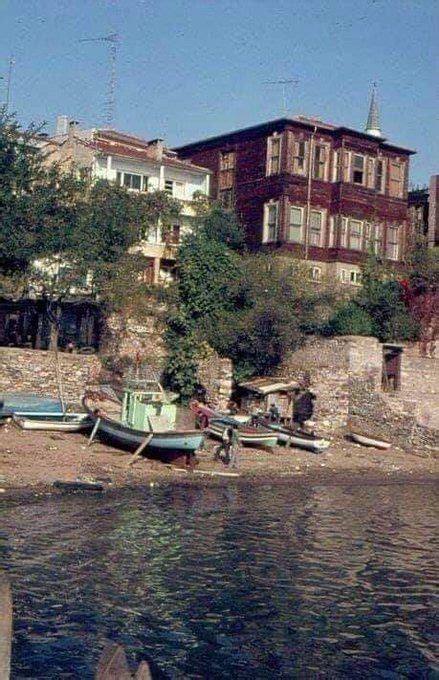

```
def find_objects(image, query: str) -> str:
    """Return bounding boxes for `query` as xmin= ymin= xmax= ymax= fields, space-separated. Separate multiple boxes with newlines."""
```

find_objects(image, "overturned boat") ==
xmin=13 ymin=412 xmax=92 ymax=432
xmin=349 ymin=431 xmax=391 ymax=450
xmin=83 ymin=381 xmax=205 ymax=463
xmin=254 ymin=418 xmax=330 ymax=453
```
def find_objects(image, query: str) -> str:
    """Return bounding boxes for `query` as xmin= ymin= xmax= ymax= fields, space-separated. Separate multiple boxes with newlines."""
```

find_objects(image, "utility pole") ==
xmin=79 ymin=33 xmax=119 ymax=128
xmin=263 ymin=78 xmax=299 ymax=116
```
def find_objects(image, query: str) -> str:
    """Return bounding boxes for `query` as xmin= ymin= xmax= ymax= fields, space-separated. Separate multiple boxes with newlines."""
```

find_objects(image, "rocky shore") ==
xmin=0 ymin=422 xmax=437 ymax=497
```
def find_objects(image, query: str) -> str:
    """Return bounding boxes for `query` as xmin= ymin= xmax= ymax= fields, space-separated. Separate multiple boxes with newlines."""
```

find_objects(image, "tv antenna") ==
xmin=79 ymin=33 xmax=119 ymax=128
xmin=263 ymin=78 xmax=298 ymax=116
xmin=1 ymin=56 xmax=15 ymax=113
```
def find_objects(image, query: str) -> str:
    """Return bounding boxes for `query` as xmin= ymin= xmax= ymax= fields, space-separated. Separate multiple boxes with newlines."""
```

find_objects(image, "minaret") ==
xmin=365 ymin=82 xmax=382 ymax=138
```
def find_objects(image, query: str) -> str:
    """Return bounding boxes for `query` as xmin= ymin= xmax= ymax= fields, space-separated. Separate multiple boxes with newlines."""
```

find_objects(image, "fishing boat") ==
xmin=13 ymin=412 xmax=92 ymax=432
xmin=207 ymin=418 xmax=278 ymax=448
xmin=82 ymin=381 xmax=205 ymax=463
xmin=349 ymin=431 xmax=391 ymax=449
xmin=190 ymin=401 xmax=277 ymax=448
xmin=0 ymin=392 xmax=63 ymax=416
xmin=254 ymin=417 xmax=330 ymax=452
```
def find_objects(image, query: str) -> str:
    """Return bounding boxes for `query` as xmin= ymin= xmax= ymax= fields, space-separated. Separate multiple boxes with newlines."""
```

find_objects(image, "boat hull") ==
xmin=207 ymin=420 xmax=278 ymax=448
xmin=350 ymin=432 xmax=391 ymax=449
xmin=13 ymin=413 xmax=92 ymax=432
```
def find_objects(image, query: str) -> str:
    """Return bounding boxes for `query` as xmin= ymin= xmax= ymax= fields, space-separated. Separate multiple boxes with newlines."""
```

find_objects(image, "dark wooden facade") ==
xmin=176 ymin=118 xmax=415 ymax=271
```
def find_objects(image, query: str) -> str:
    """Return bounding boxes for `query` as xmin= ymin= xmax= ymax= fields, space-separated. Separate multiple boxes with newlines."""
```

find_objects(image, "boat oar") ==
xmin=88 ymin=417 xmax=101 ymax=446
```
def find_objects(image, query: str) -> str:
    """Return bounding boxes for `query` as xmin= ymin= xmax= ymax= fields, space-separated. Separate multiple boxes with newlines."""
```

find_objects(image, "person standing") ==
xmin=228 ymin=425 xmax=241 ymax=469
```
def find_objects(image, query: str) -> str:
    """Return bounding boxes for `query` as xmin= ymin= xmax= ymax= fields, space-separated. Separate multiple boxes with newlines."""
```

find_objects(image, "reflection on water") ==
xmin=0 ymin=482 xmax=437 ymax=678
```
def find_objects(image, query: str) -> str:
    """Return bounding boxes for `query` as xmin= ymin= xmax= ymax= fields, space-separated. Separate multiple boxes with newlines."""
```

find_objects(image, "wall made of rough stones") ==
xmin=0 ymin=348 xmax=100 ymax=404
xmin=280 ymin=336 xmax=381 ymax=432
xmin=281 ymin=336 xmax=438 ymax=454
xmin=101 ymin=311 xmax=167 ymax=368
xmin=197 ymin=352 xmax=233 ymax=410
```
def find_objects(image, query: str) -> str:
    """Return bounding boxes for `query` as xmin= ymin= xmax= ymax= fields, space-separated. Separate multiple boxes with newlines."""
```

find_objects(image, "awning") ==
xmin=239 ymin=377 xmax=299 ymax=395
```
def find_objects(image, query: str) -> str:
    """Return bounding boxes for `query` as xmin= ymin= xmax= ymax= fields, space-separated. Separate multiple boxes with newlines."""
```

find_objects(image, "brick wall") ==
xmin=0 ymin=348 xmax=100 ymax=405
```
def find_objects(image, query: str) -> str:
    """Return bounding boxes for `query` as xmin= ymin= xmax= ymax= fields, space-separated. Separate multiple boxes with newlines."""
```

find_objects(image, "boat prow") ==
xmin=349 ymin=431 xmax=391 ymax=450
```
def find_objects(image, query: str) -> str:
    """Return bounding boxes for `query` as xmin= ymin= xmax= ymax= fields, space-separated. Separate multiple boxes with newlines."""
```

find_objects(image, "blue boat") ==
xmin=83 ymin=383 xmax=205 ymax=465
xmin=0 ymin=392 xmax=63 ymax=419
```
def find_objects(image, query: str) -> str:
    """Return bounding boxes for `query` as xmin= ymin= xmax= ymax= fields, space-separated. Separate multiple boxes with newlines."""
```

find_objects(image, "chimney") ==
xmin=55 ymin=115 xmax=69 ymax=136
xmin=67 ymin=120 xmax=80 ymax=140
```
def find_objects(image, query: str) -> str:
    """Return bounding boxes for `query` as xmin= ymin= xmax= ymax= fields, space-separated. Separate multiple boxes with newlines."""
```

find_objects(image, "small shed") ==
xmin=238 ymin=377 xmax=299 ymax=420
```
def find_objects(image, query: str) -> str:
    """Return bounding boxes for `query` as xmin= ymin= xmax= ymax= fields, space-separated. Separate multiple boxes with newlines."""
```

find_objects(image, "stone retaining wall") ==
xmin=0 ymin=348 xmax=101 ymax=404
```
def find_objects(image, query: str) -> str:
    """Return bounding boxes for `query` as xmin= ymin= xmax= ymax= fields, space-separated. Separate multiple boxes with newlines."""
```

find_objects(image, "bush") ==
xmin=326 ymin=302 xmax=373 ymax=336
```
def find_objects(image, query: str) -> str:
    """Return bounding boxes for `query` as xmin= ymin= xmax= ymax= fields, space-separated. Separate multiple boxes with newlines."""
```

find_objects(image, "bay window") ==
xmin=309 ymin=210 xmax=323 ymax=246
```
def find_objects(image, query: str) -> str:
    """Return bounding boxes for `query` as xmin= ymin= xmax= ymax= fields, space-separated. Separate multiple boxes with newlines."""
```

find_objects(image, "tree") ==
xmin=0 ymin=112 xmax=181 ymax=347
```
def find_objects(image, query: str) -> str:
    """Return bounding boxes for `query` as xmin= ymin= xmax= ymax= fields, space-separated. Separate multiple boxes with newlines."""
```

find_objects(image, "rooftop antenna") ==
xmin=78 ymin=33 xmax=119 ymax=128
xmin=263 ymin=78 xmax=299 ymax=116
xmin=1 ymin=56 xmax=15 ymax=113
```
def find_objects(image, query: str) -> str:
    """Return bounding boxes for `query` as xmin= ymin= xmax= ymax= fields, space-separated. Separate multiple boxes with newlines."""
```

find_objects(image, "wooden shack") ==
xmin=238 ymin=377 xmax=298 ymax=421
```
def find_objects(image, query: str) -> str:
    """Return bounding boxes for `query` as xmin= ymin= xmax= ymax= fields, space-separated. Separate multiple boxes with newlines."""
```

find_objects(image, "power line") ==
xmin=78 ymin=33 xmax=119 ymax=128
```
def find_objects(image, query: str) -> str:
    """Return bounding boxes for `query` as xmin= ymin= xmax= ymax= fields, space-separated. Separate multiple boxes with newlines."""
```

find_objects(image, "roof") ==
xmin=239 ymin=377 xmax=299 ymax=395
xmin=174 ymin=116 xmax=415 ymax=155
xmin=93 ymin=138 xmax=211 ymax=174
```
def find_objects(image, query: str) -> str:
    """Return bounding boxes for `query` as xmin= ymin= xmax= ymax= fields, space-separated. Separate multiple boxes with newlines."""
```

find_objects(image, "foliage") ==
xmin=325 ymin=301 xmax=373 ymax=336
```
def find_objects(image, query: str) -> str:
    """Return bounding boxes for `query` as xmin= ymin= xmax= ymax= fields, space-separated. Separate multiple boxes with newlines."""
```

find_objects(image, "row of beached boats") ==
xmin=0 ymin=379 xmax=391 ymax=464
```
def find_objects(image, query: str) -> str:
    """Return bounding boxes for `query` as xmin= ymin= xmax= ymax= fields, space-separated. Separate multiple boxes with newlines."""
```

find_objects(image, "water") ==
xmin=0 ymin=482 xmax=437 ymax=679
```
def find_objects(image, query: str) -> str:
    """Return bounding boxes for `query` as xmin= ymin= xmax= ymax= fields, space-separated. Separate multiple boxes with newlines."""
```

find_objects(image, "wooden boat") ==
xmin=13 ymin=412 xmax=92 ymax=432
xmin=255 ymin=417 xmax=330 ymax=452
xmin=350 ymin=431 xmax=391 ymax=449
xmin=190 ymin=401 xmax=278 ymax=448
xmin=207 ymin=418 xmax=278 ymax=448
xmin=0 ymin=392 xmax=63 ymax=414
xmin=83 ymin=383 xmax=205 ymax=463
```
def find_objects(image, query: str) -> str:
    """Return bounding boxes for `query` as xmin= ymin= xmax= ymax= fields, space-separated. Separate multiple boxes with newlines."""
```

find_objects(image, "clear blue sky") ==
xmin=1 ymin=0 xmax=437 ymax=184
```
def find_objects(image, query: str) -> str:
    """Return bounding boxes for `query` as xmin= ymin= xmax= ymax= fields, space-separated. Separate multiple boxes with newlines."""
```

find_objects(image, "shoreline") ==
xmin=0 ymin=424 xmax=437 ymax=500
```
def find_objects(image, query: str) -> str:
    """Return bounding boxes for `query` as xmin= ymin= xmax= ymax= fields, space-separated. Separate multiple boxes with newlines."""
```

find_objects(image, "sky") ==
xmin=0 ymin=0 xmax=437 ymax=185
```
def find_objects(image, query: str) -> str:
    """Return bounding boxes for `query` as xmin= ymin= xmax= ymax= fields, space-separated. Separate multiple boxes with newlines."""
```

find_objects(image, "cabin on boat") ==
xmin=238 ymin=377 xmax=299 ymax=421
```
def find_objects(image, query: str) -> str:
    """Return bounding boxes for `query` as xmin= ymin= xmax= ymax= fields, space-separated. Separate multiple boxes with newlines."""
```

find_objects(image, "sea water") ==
xmin=0 ymin=481 xmax=437 ymax=678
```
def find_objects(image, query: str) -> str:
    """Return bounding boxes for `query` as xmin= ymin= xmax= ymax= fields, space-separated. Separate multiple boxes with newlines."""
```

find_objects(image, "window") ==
xmin=309 ymin=210 xmax=323 ymax=246
xmin=219 ymin=151 xmax=236 ymax=189
xmin=364 ymin=223 xmax=383 ymax=254
xmin=309 ymin=267 xmax=321 ymax=281
xmin=288 ymin=206 xmax=303 ymax=242
xmin=389 ymin=161 xmax=404 ymax=198
xmin=375 ymin=159 xmax=385 ymax=192
xmin=313 ymin=145 xmax=326 ymax=180
xmin=328 ymin=216 xmax=336 ymax=247
xmin=350 ymin=270 xmax=362 ymax=285
xmin=332 ymin=151 xmax=340 ymax=182
xmin=340 ymin=269 xmax=348 ymax=283
xmin=164 ymin=179 xmax=184 ymax=198
xmin=352 ymin=155 xmax=365 ymax=184
xmin=386 ymin=225 xmax=400 ymax=260
xmin=263 ymin=202 xmax=279 ymax=242
xmin=170 ymin=224 xmax=180 ymax=244
xmin=117 ymin=172 xmax=148 ymax=191
xmin=349 ymin=220 xmax=363 ymax=250
xmin=219 ymin=189 xmax=234 ymax=210
xmin=267 ymin=135 xmax=281 ymax=175
xmin=293 ymin=140 xmax=307 ymax=174
xmin=340 ymin=217 xmax=348 ymax=247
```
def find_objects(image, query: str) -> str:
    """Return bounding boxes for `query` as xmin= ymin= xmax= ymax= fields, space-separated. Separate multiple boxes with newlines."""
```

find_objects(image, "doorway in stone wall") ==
xmin=382 ymin=345 xmax=403 ymax=391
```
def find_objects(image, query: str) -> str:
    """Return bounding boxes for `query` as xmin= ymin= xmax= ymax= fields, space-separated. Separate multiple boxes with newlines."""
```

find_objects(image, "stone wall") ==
xmin=197 ymin=350 xmax=233 ymax=410
xmin=101 ymin=311 xmax=167 ymax=368
xmin=0 ymin=348 xmax=100 ymax=404
xmin=280 ymin=336 xmax=438 ymax=454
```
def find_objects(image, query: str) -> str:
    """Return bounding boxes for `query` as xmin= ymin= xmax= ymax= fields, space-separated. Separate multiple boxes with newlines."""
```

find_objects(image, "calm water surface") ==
xmin=0 ymin=482 xmax=437 ymax=679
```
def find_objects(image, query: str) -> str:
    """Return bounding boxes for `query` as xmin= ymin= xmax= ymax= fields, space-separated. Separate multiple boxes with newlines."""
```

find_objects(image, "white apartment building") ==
xmin=45 ymin=116 xmax=211 ymax=283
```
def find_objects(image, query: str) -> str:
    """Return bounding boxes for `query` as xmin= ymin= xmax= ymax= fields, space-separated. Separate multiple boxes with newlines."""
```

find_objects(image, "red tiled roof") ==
xmin=94 ymin=139 xmax=211 ymax=173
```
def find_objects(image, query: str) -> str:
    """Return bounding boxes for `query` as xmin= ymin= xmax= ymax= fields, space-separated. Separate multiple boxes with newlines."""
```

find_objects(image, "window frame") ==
xmin=348 ymin=219 xmax=363 ymax=250
xmin=288 ymin=205 xmax=304 ymax=242
xmin=386 ymin=225 xmax=400 ymax=261
xmin=266 ymin=134 xmax=282 ymax=176
xmin=352 ymin=154 xmax=365 ymax=185
xmin=263 ymin=201 xmax=280 ymax=242
xmin=309 ymin=209 xmax=324 ymax=247
xmin=312 ymin=144 xmax=327 ymax=181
